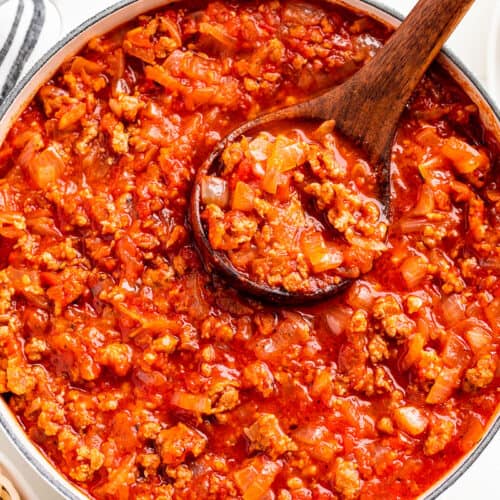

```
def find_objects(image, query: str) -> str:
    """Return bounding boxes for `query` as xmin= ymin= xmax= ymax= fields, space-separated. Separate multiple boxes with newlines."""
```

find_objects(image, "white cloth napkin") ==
xmin=0 ymin=0 xmax=117 ymax=102
xmin=0 ymin=0 xmax=47 ymax=101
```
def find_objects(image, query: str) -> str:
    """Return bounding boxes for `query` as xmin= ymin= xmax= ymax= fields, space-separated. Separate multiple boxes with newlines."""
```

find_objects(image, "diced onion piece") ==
xmin=417 ymin=156 xmax=445 ymax=183
xmin=295 ymin=426 xmax=338 ymax=462
xmin=353 ymin=33 xmax=383 ymax=59
xmin=71 ymin=56 xmax=103 ymax=74
xmin=480 ymin=256 xmax=500 ymax=272
xmin=426 ymin=366 xmax=461 ymax=404
xmin=310 ymin=247 xmax=343 ymax=273
xmin=159 ymin=17 xmax=182 ymax=48
xmin=442 ymin=137 xmax=489 ymax=174
xmin=126 ymin=26 xmax=153 ymax=48
xmin=142 ymin=123 xmax=165 ymax=144
xmin=258 ymin=491 xmax=275 ymax=500
xmin=441 ymin=333 xmax=471 ymax=370
xmin=261 ymin=162 xmax=280 ymax=194
xmin=185 ymin=273 xmax=210 ymax=320
xmin=464 ymin=327 xmax=491 ymax=354
xmin=282 ymin=2 xmax=325 ymax=25
xmin=460 ymin=413 xmax=485 ymax=452
xmin=232 ymin=181 xmax=255 ymax=211
xmin=0 ymin=212 xmax=25 ymax=229
xmin=234 ymin=456 xmax=282 ymax=500
xmin=398 ymin=216 xmax=430 ymax=234
xmin=277 ymin=143 xmax=307 ymax=172
xmin=248 ymin=135 xmax=272 ymax=163
xmin=262 ymin=136 xmax=305 ymax=192
xmin=201 ymin=175 xmax=229 ymax=208
xmin=171 ymin=391 xmax=211 ymax=414
xmin=325 ymin=306 xmax=352 ymax=336
xmin=400 ymin=255 xmax=428 ymax=288
xmin=292 ymin=424 xmax=338 ymax=462
xmin=301 ymin=231 xmax=343 ymax=273
xmin=415 ymin=126 xmax=442 ymax=148
xmin=440 ymin=294 xmax=466 ymax=326
xmin=345 ymin=233 xmax=387 ymax=253
xmin=199 ymin=22 xmax=238 ymax=49
xmin=58 ymin=102 xmax=86 ymax=130
xmin=293 ymin=425 xmax=327 ymax=446
xmin=186 ymin=87 xmax=217 ymax=108
xmin=28 ymin=146 xmax=65 ymax=189
xmin=393 ymin=406 xmax=428 ymax=436
xmin=412 ymin=184 xmax=435 ymax=216
xmin=145 ymin=64 xmax=184 ymax=91
xmin=345 ymin=281 xmax=375 ymax=310
xmin=26 ymin=216 xmax=62 ymax=238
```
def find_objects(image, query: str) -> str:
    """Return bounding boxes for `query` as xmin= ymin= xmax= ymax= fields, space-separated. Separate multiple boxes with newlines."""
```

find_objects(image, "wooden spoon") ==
xmin=190 ymin=0 xmax=475 ymax=304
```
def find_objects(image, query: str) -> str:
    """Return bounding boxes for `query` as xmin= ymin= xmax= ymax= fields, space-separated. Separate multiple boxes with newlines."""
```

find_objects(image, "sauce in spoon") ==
xmin=190 ymin=0 xmax=475 ymax=303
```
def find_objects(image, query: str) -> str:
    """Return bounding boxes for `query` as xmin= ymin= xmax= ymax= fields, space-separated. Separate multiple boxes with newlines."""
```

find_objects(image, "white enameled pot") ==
xmin=0 ymin=1 xmax=498 ymax=499
xmin=0 ymin=451 xmax=39 ymax=500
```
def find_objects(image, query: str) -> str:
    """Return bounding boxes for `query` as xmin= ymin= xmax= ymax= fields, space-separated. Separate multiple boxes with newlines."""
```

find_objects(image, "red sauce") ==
xmin=201 ymin=121 xmax=387 ymax=293
xmin=0 ymin=1 xmax=498 ymax=499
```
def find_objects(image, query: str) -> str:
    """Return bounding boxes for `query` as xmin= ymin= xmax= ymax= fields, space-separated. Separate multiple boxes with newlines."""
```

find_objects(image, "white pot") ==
xmin=0 ymin=451 xmax=38 ymax=500
xmin=0 ymin=1 xmax=498 ymax=499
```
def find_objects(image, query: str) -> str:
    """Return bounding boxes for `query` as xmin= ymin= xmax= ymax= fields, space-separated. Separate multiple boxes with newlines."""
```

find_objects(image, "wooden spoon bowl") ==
xmin=190 ymin=0 xmax=475 ymax=304
xmin=190 ymin=117 xmax=354 ymax=305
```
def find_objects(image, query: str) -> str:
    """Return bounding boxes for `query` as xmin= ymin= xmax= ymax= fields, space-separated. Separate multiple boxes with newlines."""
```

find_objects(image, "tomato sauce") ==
xmin=201 ymin=122 xmax=387 ymax=293
xmin=0 ymin=1 xmax=498 ymax=499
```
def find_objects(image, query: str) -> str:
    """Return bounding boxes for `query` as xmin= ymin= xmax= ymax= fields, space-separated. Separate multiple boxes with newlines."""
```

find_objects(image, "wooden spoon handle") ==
xmin=314 ymin=0 xmax=475 ymax=165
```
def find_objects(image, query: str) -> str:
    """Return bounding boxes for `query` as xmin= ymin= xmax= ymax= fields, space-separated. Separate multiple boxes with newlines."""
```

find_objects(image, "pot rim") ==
xmin=0 ymin=1 xmax=498 ymax=499
xmin=0 ymin=450 xmax=39 ymax=500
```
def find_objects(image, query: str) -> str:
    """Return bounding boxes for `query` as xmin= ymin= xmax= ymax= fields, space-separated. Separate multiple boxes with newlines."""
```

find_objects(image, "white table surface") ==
xmin=0 ymin=1 xmax=499 ymax=499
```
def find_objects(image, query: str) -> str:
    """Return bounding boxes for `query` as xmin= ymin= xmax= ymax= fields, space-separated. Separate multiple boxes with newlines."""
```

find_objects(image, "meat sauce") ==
xmin=0 ymin=1 xmax=498 ymax=499
xmin=201 ymin=123 xmax=387 ymax=293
